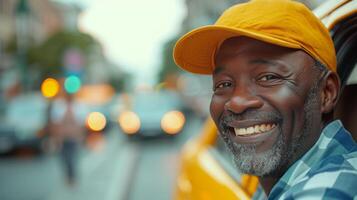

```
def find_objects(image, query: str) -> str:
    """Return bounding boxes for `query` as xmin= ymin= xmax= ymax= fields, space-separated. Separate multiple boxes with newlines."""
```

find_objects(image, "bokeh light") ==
xmin=87 ymin=112 xmax=107 ymax=132
xmin=118 ymin=111 xmax=141 ymax=134
xmin=41 ymin=78 xmax=60 ymax=98
xmin=64 ymin=75 xmax=81 ymax=94
xmin=161 ymin=111 xmax=185 ymax=135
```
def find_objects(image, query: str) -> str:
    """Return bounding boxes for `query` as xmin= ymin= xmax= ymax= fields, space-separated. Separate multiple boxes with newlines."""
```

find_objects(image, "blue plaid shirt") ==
xmin=263 ymin=120 xmax=357 ymax=199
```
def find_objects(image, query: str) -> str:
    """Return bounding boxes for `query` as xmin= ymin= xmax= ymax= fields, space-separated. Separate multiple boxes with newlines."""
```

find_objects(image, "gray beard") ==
xmin=219 ymin=124 xmax=285 ymax=177
xmin=218 ymin=82 xmax=320 ymax=177
xmin=231 ymin=132 xmax=284 ymax=176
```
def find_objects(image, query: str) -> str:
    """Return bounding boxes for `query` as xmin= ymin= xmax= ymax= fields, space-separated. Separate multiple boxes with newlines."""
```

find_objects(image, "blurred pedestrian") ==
xmin=49 ymin=91 xmax=85 ymax=186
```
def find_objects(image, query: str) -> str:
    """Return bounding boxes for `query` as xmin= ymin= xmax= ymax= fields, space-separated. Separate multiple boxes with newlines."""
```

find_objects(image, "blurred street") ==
xmin=0 ymin=1 xmax=333 ymax=200
xmin=0 ymin=1 xmax=220 ymax=199
xmin=0 ymin=115 xmax=202 ymax=200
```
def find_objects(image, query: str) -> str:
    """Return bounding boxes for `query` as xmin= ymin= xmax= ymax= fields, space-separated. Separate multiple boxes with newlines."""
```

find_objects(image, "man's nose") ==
xmin=224 ymin=88 xmax=263 ymax=114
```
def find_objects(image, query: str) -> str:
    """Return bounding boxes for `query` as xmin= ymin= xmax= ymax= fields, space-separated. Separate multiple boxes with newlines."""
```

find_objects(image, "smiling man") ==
xmin=173 ymin=0 xmax=357 ymax=199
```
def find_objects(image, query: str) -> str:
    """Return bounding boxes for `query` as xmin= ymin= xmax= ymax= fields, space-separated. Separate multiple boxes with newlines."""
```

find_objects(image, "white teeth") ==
xmin=239 ymin=128 xmax=246 ymax=135
xmin=234 ymin=123 xmax=277 ymax=136
xmin=247 ymin=127 xmax=254 ymax=134
xmin=254 ymin=125 xmax=260 ymax=133
xmin=260 ymin=124 xmax=267 ymax=132
xmin=266 ymin=124 xmax=271 ymax=130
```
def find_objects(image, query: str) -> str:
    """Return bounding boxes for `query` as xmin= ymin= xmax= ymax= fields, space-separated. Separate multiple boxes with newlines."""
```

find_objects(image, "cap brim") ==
xmin=173 ymin=25 xmax=300 ymax=74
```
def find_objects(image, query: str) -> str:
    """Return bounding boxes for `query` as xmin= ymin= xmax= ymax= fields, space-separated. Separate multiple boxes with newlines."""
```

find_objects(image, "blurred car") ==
xmin=0 ymin=92 xmax=47 ymax=155
xmin=174 ymin=118 xmax=260 ymax=200
xmin=0 ymin=84 xmax=117 ymax=155
xmin=75 ymin=84 xmax=116 ymax=133
xmin=117 ymin=90 xmax=186 ymax=138
xmin=173 ymin=1 xmax=357 ymax=199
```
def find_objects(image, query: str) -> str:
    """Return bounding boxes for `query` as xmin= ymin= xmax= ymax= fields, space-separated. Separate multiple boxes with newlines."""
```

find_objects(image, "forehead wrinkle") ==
xmin=214 ymin=43 xmax=246 ymax=74
xmin=250 ymin=59 xmax=279 ymax=66
xmin=249 ymin=59 xmax=292 ymax=72
xmin=214 ymin=50 xmax=297 ymax=76
xmin=213 ymin=58 xmax=292 ymax=76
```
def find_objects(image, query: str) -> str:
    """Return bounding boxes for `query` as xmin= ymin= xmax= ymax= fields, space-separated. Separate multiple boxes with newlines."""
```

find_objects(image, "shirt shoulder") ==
xmin=281 ymin=153 xmax=357 ymax=199
xmin=309 ymin=150 xmax=357 ymax=173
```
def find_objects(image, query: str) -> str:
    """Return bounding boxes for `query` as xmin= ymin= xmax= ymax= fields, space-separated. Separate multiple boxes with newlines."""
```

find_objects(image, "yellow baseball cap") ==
xmin=173 ymin=0 xmax=336 ymax=74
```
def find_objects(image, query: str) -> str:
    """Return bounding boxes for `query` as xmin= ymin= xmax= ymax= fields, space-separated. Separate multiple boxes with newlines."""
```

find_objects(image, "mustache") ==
xmin=219 ymin=110 xmax=282 ymax=128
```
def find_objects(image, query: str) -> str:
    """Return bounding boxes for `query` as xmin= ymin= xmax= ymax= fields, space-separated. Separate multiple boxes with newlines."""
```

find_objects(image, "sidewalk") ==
xmin=48 ymin=128 xmax=140 ymax=200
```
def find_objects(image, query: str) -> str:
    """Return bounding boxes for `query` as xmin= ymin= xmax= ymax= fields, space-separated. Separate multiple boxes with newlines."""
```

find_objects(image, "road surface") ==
xmin=0 ymin=115 xmax=203 ymax=200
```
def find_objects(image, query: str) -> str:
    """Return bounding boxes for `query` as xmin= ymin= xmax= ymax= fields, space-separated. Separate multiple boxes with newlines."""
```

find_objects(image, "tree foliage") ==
xmin=28 ymin=31 xmax=98 ymax=77
xmin=157 ymin=35 xmax=184 ymax=82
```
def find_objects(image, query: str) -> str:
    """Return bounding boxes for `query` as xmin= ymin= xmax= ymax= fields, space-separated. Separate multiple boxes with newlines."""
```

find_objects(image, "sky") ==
xmin=77 ymin=0 xmax=186 ymax=86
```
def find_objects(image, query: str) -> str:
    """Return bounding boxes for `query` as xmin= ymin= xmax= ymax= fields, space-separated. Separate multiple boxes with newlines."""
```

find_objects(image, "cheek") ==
xmin=264 ymin=87 xmax=306 ymax=139
xmin=210 ymin=95 xmax=227 ymax=122
xmin=266 ymin=88 xmax=305 ymax=109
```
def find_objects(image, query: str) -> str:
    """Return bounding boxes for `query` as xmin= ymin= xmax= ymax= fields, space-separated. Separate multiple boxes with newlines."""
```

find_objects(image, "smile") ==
xmin=234 ymin=123 xmax=277 ymax=136
xmin=225 ymin=121 xmax=279 ymax=144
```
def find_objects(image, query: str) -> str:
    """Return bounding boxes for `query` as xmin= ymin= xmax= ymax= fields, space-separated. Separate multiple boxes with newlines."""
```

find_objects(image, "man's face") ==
xmin=210 ymin=37 xmax=323 ymax=177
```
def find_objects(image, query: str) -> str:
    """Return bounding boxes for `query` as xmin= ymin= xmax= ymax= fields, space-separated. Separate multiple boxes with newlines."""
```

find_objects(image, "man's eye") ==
xmin=214 ymin=82 xmax=232 ymax=91
xmin=258 ymin=74 xmax=281 ymax=81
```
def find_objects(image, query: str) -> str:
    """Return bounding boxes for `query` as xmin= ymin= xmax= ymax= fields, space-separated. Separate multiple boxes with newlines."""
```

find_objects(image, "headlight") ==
xmin=86 ymin=112 xmax=106 ymax=132
xmin=118 ymin=111 xmax=140 ymax=134
xmin=161 ymin=111 xmax=185 ymax=135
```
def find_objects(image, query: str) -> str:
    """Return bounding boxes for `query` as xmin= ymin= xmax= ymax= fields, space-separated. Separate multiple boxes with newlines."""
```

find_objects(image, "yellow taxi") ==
xmin=173 ymin=0 xmax=357 ymax=199
xmin=174 ymin=118 xmax=259 ymax=200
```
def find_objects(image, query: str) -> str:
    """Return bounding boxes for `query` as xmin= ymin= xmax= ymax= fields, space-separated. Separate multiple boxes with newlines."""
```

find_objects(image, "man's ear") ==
xmin=321 ymin=71 xmax=341 ymax=114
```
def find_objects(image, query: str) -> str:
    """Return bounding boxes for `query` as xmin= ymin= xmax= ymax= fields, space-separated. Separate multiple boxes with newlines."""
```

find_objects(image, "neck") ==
xmin=258 ymin=176 xmax=279 ymax=195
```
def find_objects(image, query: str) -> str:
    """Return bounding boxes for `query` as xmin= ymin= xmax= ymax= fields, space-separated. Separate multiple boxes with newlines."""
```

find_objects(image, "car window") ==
xmin=332 ymin=12 xmax=357 ymax=86
xmin=6 ymin=93 xmax=47 ymax=138
xmin=134 ymin=94 xmax=170 ymax=111
xmin=346 ymin=63 xmax=357 ymax=85
xmin=332 ymin=12 xmax=357 ymax=140
xmin=133 ymin=91 xmax=182 ymax=113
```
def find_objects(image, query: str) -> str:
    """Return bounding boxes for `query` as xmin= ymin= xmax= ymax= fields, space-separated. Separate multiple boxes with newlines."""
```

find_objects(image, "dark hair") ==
xmin=314 ymin=59 xmax=329 ymax=74
xmin=313 ymin=59 xmax=329 ymax=85
xmin=310 ymin=59 xmax=334 ymax=124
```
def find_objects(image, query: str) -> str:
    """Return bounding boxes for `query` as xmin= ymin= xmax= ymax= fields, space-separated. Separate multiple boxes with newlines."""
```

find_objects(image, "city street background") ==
xmin=0 ymin=0 xmax=322 ymax=200
xmin=0 ymin=116 xmax=203 ymax=200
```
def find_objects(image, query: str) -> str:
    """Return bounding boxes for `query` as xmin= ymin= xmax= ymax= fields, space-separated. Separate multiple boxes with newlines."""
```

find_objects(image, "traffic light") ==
xmin=41 ymin=78 xmax=60 ymax=98
xmin=64 ymin=75 xmax=81 ymax=94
